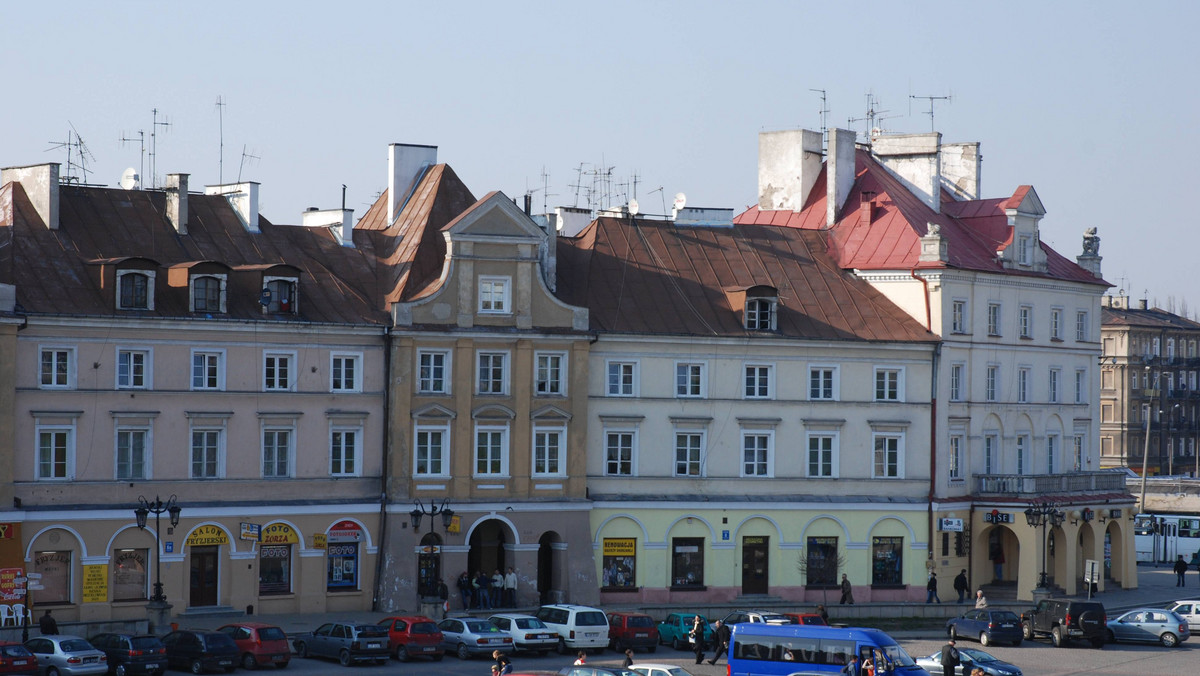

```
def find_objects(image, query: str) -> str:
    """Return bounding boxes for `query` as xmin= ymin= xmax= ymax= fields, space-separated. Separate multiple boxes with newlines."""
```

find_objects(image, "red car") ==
xmin=782 ymin=612 xmax=827 ymax=626
xmin=605 ymin=611 xmax=659 ymax=652
xmin=377 ymin=616 xmax=444 ymax=662
xmin=216 ymin=622 xmax=291 ymax=670
xmin=0 ymin=643 xmax=36 ymax=675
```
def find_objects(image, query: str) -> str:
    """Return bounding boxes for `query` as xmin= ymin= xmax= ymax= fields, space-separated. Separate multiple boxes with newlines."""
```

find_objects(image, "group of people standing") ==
xmin=456 ymin=568 xmax=519 ymax=610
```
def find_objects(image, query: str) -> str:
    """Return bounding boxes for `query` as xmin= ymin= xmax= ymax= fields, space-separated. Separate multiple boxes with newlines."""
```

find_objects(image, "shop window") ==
xmin=326 ymin=543 xmax=358 ymax=591
xmin=112 ymin=548 xmax=148 ymax=601
xmin=805 ymin=536 xmax=838 ymax=587
xmin=670 ymin=537 xmax=705 ymax=589
xmin=871 ymin=537 xmax=903 ymax=587
xmin=259 ymin=545 xmax=292 ymax=595
xmin=32 ymin=551 xmax=71 ymax=605
xmin=602 ymin=538 xmax=637 ymax=589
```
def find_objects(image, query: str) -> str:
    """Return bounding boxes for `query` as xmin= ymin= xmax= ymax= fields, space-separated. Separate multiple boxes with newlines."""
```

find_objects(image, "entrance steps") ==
xmin=177 ymin=605 xmax=244 ymax=618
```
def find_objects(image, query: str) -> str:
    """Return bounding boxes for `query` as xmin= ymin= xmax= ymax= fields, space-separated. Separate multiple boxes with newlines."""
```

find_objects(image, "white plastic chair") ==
xmin=11 ymin=604 xmax=28 ymax=626
xmin=0 ymin=605 xmax=11 ymax=627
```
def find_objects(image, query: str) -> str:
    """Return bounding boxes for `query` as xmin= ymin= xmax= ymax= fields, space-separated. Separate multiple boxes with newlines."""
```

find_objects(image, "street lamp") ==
xmin=1024 ymin=500 xmax=1065 ymax=591
xmin=410 ymin=499 xmax=454 ymax=599
xmin=135 ymin=495 xmax=181 ymax=603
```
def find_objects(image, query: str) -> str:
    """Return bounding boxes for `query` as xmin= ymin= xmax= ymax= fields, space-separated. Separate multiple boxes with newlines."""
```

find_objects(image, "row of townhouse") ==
xmin=0 ymin=127 xmax=1136 ymax=624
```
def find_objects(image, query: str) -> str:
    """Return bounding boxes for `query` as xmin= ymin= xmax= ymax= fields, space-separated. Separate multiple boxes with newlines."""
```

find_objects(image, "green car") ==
xmin=656 ymin=613 xmax=712 ymax=651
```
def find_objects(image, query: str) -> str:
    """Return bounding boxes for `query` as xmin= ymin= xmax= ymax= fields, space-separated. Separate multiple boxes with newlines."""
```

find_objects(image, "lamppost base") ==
xmin=146 ymin=600 xmax=173 ymax=635
xmin=1031 ymin=587 xmax=1055 ymax=604
xmin=418 ymin=596 xmax=445 ymax=621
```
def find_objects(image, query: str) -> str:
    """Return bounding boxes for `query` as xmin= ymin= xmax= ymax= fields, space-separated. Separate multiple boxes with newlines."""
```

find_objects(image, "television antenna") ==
xmin=809 ymin=89 xmax=829 ymax=146
xmin=525 ymin=166 xmax=555 ymax=215
xmin=848 ymin=91 xmax=897 ymax=138
xmin=237 ymin=144 xmax=260 ymax=183
xmin=215 ymin=95 xmax=227 ymax=185
xmin=119 ymin=129 xmax=146 ymax=188
xmin=47 ymin=122 xmax=95 ymax=185
xmin=149 ymin=108 xmax=172 ymax=188
xmin=910 ymin=93 xmax=952 ymax=131
xmin=647 ymin=186 xmax=665 ymax=216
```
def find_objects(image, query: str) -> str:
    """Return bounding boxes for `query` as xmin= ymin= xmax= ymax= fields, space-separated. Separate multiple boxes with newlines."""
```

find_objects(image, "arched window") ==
xmin=118 ymin=272 xmax=150 ymax=310
xmin=264 ymin=278 xmax=297 ymax=314
xmin=193 ymin=276 xmax=223 ymax=312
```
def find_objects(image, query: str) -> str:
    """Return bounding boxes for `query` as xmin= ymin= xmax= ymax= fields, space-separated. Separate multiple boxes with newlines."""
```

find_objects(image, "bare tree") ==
xmin=796 ymin=548 xmax=847 ymax=606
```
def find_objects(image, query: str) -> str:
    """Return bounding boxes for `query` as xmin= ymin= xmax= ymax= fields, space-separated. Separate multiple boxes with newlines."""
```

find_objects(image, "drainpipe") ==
xmin=910 ymin=268 xmax=932 ymax=331
xmin=373 ymin=323 xmax=394 ymax=611
xmin=929 ymin=342 xmax=941 ymax=564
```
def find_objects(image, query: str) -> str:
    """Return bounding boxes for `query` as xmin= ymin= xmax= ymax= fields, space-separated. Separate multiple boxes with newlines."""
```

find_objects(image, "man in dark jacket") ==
xmin=38 ymin=610 xmax=57 ymax=635
xmin=1175 ymin=555 xmax=1189 ymax=586
xmin=953 ymin=569 xmax=970 ymax=603
xmin=940 ymin=639 xmax=960 ymax=676
xmin=707 ymin=619 xmax=732 ymax=665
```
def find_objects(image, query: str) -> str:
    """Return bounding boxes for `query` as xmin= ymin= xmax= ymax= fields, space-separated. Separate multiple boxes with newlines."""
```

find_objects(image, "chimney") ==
xmin=940 ymin=142 xmax=981 ymax=200
xmin=1139 ymin=298 xmax=1149 ymax=310
xmin=204 ymin=182 xmax=259 ymax=232
xmin=758 ymin=129 xmax=822 ymax=211
xmin=301 ymin=207 xmax=356 ymax=248
xmin=554 ymin=206 xmax=593 ymax=238
xmin=388 ymin=143 xmax=438 ymax=225
xmin=166 ymin=173 xmax=188 ymax=234
xmin=1 ymin=163 xmax=59 ymax=229
xmin=871 ymin=132 xmax=942 ymax=212
xmin=826 ymin=128 xmax=857 ymax=226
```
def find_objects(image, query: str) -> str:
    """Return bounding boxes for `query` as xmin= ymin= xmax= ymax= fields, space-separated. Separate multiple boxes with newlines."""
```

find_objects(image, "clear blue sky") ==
xmin=4 ymin=1 xmax=1196 ymax=313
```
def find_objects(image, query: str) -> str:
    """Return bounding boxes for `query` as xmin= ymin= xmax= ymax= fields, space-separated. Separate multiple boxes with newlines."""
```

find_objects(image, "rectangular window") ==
xmin=1049 ymin=368 xmax=1061 ymax=404
xmin=873 ymin=434 xmax=902 ymax=478
xmin=949 ymin=364 xmax=963 ymax=401
xmin=37 ymin=428 xmax=73 ymax=480
xmin=478 ymin=276 xmax=510 ymax=313
xmin=1016 ymin=435 xmax=1028 ymax=474
xmin=744 ymin=364 xmax=773 ymax=399
xmin=112 ymin=549 xmax=148 ymax=601
xmin=330 ymin=353 xmax=360 ymax=393
xmin=262 ymin=428 xmax=291 ymax=478
xmin=745 ymin=298 xmax=775 ymax=330
xmin=1075 ymin=369 xmax=1087 ymax=404
xmin=1047 ymin=434 xmax=1058 ymax=474
xmin=671 ymin=537 xmax=704 ymax=588
xmin=191 ymin=429 xmax=220 ymax=478
xmin=742 ymin=432 xmax=772 ymax=477
xmin=477 ymin=352 xmax=508 ymax=395
xmin=414 ymin=425 xmax=448 ymax=476
xmin=602 ymin=538 xmax=637 ymax=589
xmin=984 ymin=434 xmax=997 ymax=474
xmin=951 ymin=300 xmax=966 ymax=333
xmin=1076 ymin=311 xmax=1089 ymax=341
xmin=805 ymin=537 xmax=839 ymax=587
xmin=192 ymin=276 xmax=222 ymax=312
xmin=809 ymin=367 xmax=837 ymax=400
xmin=326 ymin=542 xmax=358 ymax=591
xmin=607 ymin=361 xmax=636 ymax=397
xmin=675 ymin=362 xmax=705 ymax=398
xmin=535 ymin=352 xmax=566 ymax=396
xmin=39 ymin=348 xmax=72 ymax=388
xmin=674 ymin=432 xmax=703 ymax=477
xmin=949 ymin=435 xmax=963 ymax=481
xmin=259 ymin=544 xmax=291 ymax=595
xmin=475 ymin=426 xmax=508 ymax=476
xmin=118 ymin=272 xmax=151 ymax=310
xmin=533 ymin=427 xmax=564 ymax=476
xmin=117 ymin=349 xmax=149 ymax=389
xmin=605 ymin=431 xmax=634 ymax=476
xmin=1050 ymin=308 xmax=1063 ymax=340
xmin=330 ymin=428 xmax=358 ymax=476
xmin=807 ymin=434 xmax=836 ymax=478
xmin=986 ymin=366 xmax=999 ymax=402
xmin=191 ymin=351 xmax=223 ymax=390
xmin=1017 ymin=368 xmax=1029 ymax=403
xmin=31 ymin=551 xmax=71 ymax=605
xmin=263 ymin=352 xmax=294 ymax=391
xmin=871 ymin=537 xmax=903 ymax=586
xmin=116 ymin=428 xmax=147 ymax=480
xmin=987 ymin=303 xmax=1001 ymax=335
xmin=1073 ymin=435 xmax=1085 ymax=472
xmin=417 ymin=350 xmax=449 ymax=394
xmin=875 ymin=368 xmax=902 ymax=401
xmin=1018 ymin=235 xmax=1032 ymax=265
xmin=1019 ymin=306 xmax=1032 ymax=338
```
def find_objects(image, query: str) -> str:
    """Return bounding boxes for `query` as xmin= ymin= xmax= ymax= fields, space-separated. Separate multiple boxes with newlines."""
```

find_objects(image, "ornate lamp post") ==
xmin=135 ymin=495 xmax=180 ymax=633
xmin=410 ymin=499 xmax=454 ymax=600
xmin=1024 ymin=500 xmax=1065 ymax=592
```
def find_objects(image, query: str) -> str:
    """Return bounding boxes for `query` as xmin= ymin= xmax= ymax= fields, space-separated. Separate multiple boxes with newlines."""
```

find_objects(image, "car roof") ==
xmin=218 ymin=622 xmax=282 ymax=629
xmin=608 ymin=611 xmax=651 ymax=616
xmin=490 ymin=613 xmax=539 ymax=620
xmin=381 ymin=615 xmax=435 ymax=622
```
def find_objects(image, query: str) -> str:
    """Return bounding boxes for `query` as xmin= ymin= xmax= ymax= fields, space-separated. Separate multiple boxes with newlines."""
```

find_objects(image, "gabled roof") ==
xmin=734 ymin=150 xmax=1107 ymax=286
xmin=1102 ymin=305 xmax=1200 ymax=330
xmin=555 ymin=216 xmax=935 ymax=343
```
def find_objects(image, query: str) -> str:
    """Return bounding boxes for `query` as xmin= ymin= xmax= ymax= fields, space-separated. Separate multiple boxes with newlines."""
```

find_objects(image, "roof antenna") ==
xmin=119 ymin=129 xmax=146 ymax=188
xmin=47 ymin=122 xmax=95 ymax=185
xmin=215 ymin=95 xmax=227 ymax=185
xmin=848 ymin=91 xmax=897 ymax=139
xmin=237 ymin=144 xmax=260 ymax=183
xmin=809 ymin=89 xmax=829 ymax=147
xmin=149 ymin=108 xmax=172 ymax=188
xmin=910 ymin=93 xmax=952 ymax=131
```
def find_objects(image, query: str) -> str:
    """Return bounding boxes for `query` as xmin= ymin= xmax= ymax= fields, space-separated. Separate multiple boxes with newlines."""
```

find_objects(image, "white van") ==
xmin=535 ymin=604 xmax=610 ymax=653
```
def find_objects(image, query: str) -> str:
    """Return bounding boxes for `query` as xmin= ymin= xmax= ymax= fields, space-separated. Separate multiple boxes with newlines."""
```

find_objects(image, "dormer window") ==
xmin=478 ymin=276 xmax=511 ymax=314
xmin=745 ymin=297 xmax=776 ymax=331
xmin=191 ymin=275 xmax=226 ymax=313
xmin=117 ymin=271 xmax=154 ymax=310
xmin=1018 ymin=235 xmax=1032 ymax=265
xmin=263 ymin=278 xmax=298 ymax=314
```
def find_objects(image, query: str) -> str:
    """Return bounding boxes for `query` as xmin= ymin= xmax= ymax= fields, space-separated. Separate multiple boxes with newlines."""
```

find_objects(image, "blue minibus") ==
xmin=728 ymin=623 xmax=924 ymax=676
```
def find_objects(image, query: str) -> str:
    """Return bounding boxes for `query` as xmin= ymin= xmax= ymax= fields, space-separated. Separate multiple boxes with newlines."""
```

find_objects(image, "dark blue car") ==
xmin=947 ymin=609 xmax=1024 ymax=646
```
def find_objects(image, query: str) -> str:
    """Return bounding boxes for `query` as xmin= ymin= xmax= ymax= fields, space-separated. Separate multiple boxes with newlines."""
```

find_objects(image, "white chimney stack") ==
xmin=388 ymin=143 xmax=438 ymax=225
xmin=205 ymin=182 xmax=260 ymax=232
xmin=1 ymin=163 xmax=59 ymax=229
xmin=758 ymin=129 xmax=822 ymax=211
xmin=301 ymin=207 xmax=356 ymax=247
xmin=166 ymin=173 xmax=188 ymax=234
xmin=941 ymin=142 xmax=981 ymax=201
xmin=826 ymin=128 xmax=857 ymax=226
xmin=871 ymin=132 xmax=942 ymax=213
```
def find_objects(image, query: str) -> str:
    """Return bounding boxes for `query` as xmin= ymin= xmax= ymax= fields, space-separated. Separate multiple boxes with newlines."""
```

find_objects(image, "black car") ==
xmin=946 ymin=609 xmax=1024 ymax=646
xmin=89 ymin=633 xmax=168 ymax=676
xmin=160 ymin=630 xmax=238 ymax=674
xmin=1020 ymin=599 xmax=1107 ymax=648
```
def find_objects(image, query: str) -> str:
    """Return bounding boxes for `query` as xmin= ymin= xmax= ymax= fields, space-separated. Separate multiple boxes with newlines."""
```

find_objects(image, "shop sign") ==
xmin=239 ymin=523 xmax=262 ymax=542
xmin=0 ymin=568 xmax=23 ymax=601
xmin=185 ymin=525 xmax=230 ymax=546
xmin=0 ymin=524 xmax=14 ymax=539
xmin=82 ymin=564 xmax=108 ymax=603
xmin=602 ymin=538 xmax=636 ymax=556
xmin=313 ymin=534 xmax=327 ymax=550
xmin=262 ymin=523 xmax=300 ymax=545
xmin=983 ymin=510 xmax=1012 ymax=524
xmin=328 ymin=521 xmax=362 ymax=543
xmin=448 ymin=515 xmax=461 ymax=534
xmin=939 ymin=518 xmax=964 ymax=532
xmin=743 ymin=536 xmax=766 ymax=545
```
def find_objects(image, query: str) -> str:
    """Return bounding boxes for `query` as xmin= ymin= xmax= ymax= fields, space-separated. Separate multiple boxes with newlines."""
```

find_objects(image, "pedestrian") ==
xmin=622 ymin=648 xmax=635 ymax=667
xmin=1175 ymin=555 xmax=1189 ymax=586
xmin=840 ymin=573 xmax=855 ymax=605
xmin=953 ymin=569 xmax=969 ymax=603
xmin=491 ymin=569 xmax=505 ymax=607
xmin=861 ymin=654 xmax=875 ymax=676
xmin=816 ymin=604 xmax=829 ymax=624
xmin=689 ymin=615 xmax=706 ymax=664
xmin=504 ymin=566 xmax=518 ymax=607
xmin=475 ymin=570 xmax=491 ymax=609
xmin=38 ymin=609 xmax=57 ymax=635
xmin=492 ymin=649 xmax=512 ymax=675
xmin=707 ymin=618 xmax=731 ymax=664
xmin=457 ymin=571 xmax=472 ymax=610
xmin=939 ymin=639 xmax=960 ymax=676
xmin=840 ymin=653 xmax=860 ymax=676
xmin=573 ymin=650 xmax=587 ymax=665
xmin=990 ymin=544 xmax=1004 ymax=581
xmin=926 ymin=571 xmax=941 ymax=604
xmin=975 ymin=589 xmax=988 ymax=609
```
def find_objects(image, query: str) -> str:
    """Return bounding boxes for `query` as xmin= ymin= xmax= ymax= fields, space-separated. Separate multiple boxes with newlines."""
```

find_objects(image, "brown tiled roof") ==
xmin=555 ymin=216 xmax=936 ymax=342
xmin=1102 ymin=305 xmax=1200 ymax=330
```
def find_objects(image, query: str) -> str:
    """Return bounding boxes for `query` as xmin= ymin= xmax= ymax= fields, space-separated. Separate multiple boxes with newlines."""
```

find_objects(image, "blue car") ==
xmin=947 ymin=609 xmax=1023 ymax=646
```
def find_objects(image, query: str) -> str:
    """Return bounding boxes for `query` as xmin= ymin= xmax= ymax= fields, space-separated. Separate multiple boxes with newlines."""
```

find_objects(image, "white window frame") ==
xmin=951 ymin=299 xmax=967 ymax=334
xmin=874 ymin=366 xmax=904 ymax=402
xmin=1016 ymin=434 xmax=1028 ymax=475
xmin=116 ymin=347 xmax=152 ymax=390
xmin=808 ymin=365 xmax=839 ymax=401
xmin=1073 ymin=435 xmax=1085 ymax=472
xmin=532 ymin=424 xmax=566 ymax=478
xmin=743 ymin=363 xmax=774 ymax=400
xmin=872 ymin=432 xmax=904 ymax=479
xmin=330 ymin=352 xmax=362 ymax=393
xmin=674 ymin=430 xmax=705 ymax=477
xmin=604 ymin=429 xmax=637 ymax=477
xmin=189 ymin=426 xmax=225 ymax=479
xmin=189 ymin=273 xmax=227 ymax=313
xmin=987 ymin=302 xmax=1002 ymax=336
xmin=414 ymin=422 xmax=450 ymax=477
xmin=116 ymin=269 xmax=156 ymax=311
xmin=948 ymin=434 xmax=964 ymax=482
xmin=1018 ymin=305 xmax=1032 ymax=339
xmin=262 ymin=350 xmax=296 ymax=392
xmin=1017 ymin=367 xmax=1030 ymax=403
xmin=476 ymin=350 xmax=510 ymax=395
xmin=330 ymin=425 xmax=361 ymax=477
xmin=1075 ymin=369 xmax=1087 ymax=404
xmin=986 ymin=365 xmax=999 ymax=402
xmin=261 ymin=426 xmax=294 ymax=478
xmin=741 ymin=430 xmax=774 ymax=478
xmin=606 ymin=360 xmax=638 ymax=397
xmin=1018 ymin=234 xmax=1032 ymax=265
xmin=806 ymin=431 xmax=839 ymax=478
xmin=478 ymin=276 xmax=512 ymax=314
xmin=474 ymin=423 xmax=510 ymax=477
xmin=984 ymin=433 xmax=998 ymax=474
xmin=1046 ymin=434 xmax=1059 ymax=474
xmin=1049 ymin=368 xmax=1061 ymax=404
xmin=417 ymin=349 xmax=451 ymax=395
xmin=535 ymin=351 xmax=568 ymax=397
xmin=38 ymin=346 xmax=75 ymax=389
xmin=745 ymin=297 xmax=777 ymax=331
xmin=115 ymin=424 xmax=151 ymax=480
xmin=949 ymin=363 xmax=963 ymax=402
xmin=674 ymin=361 xmax=707 ymax=398
xmin=190 ymin=349 xmax=225 ymax=391
xmin=1050 ymin=307 xmax=1063 ymax=340
xmin=36 ymin=424 xmax=75 ymax=481
xmin=1076 ymin=310 xmax=1089 ymax=342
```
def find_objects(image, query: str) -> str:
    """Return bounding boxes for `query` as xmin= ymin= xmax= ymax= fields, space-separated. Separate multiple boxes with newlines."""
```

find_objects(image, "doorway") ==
xmin=741 ymin=536 xmax=769 ymax=595
xmin=189 ymin=546 xmax=219 ymax=607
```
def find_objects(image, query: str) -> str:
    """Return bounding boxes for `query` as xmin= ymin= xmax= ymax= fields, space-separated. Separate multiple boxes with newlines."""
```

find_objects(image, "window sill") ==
xmin=326 ymin=589 xmax=362 ymax=596
xmin=1019 ymin=336 xmax=1033 ymax=340
xmin=1050 ymin=337 xmax=1064 ymax=343
xmin=870 ymin=584 xmax=906 ymax=590
xmin=669 ymin=586 xmax=707 ymax=592
xmin=258 ymin=592 xmax=295 ymax=598
xmin=602 ymin=586 xmax=641 ymax=593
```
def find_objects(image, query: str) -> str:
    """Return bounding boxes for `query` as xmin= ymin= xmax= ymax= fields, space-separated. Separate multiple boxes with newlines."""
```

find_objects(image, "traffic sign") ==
xmin=25 ymin=573 xmax=42 ymax=579
xmin=26 ymin=583 xmax=43 ymax=591
xmin=12 ymin=577 xmax=25 ymax=584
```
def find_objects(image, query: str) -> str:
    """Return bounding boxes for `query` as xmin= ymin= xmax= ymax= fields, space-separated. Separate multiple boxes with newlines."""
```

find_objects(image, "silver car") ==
xmin=1167 ymin=599 xmax=1200 ymax=631
xmin=488 ymin=614 xmax=559 ymax=654
xmin=1106 ymin=608 xmax=1191 ymax=647
xmin=24 ymin=635 xmax=108 ymax=676
xmin=438 ymin=617 xmax=512 ymax=660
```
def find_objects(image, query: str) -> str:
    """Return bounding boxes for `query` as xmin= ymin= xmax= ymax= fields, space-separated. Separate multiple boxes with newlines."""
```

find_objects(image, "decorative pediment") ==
xmin=530 ymin=404 xmax=573 ymax=422
xmin=411 ymin=403 xmax=457 ymax=420
xmin=472 ymin=403 xmax=515 ymax=420
xmin=445 ymin=191 xmax=545 ymax=241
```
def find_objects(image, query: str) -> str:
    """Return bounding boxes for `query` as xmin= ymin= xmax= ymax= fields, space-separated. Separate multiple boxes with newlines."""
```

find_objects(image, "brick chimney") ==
xmin=1 ymin=163 xmax=59 ymax=229
xmin=826 ymin=128 xmax=857 ymax=226
xmin=388 ymin=143 xmax=438 ymax=225
xmin=758 ymin=129 xmax=822 ymax=211
xmin=166 ymin=173 xmax=188 ymax=234
xmin=871 ymin=132 xmax=942 ymax=213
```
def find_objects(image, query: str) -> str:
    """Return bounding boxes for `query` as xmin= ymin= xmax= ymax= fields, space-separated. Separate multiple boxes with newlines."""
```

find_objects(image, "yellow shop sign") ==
xmin=603 ymin=538 xmax=636 ymax=556
xmin=261 ymin=523 xmax=299 ymax=545
xmin=185 ymin=525 xmax=230 ymax=547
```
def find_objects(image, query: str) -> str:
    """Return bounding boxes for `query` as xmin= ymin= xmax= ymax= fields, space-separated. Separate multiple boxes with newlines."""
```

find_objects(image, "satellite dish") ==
xmin=628 ymin=199 xmax=639 ymax=216
xmin=673 ymin=192 xmax=687 ymax=211
xmin=119 ymin=167 xmax=140 ymax=190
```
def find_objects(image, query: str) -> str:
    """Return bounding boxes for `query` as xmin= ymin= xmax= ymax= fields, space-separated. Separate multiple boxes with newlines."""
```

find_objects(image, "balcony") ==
xmin=974 ymin=470 xmax=1129 ymax=497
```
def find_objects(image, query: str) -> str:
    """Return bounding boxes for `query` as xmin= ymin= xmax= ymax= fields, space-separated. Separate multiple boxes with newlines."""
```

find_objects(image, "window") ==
xmin=605 ymin=431 xmax=635 ymax=476
xmin=330 ymin=353 xmax=360 ymax=393
xmin=112 ymin=549 xmax=148 ymax=601
xmin=263 ymin=278 xmax=296 ymax=314
xmin=809 ymin=366 xmax=837 ymax=400
xmin=602 ymin=538 xmax=637 ymax=588
xmin=875 ymin=367 xmax=902 ymax=401
xmin=1016 ymin=434 xmax=1028 ymax=474
xmin=1154 ymin=337 xmax=1162 ymax=356
xmin=873 ymin=433 xmax=902 ymax=478
xmin=535 ymin=352 xmax=566 ymax=396
xmin=987 ymin=303 xmax=1001 ymax=335
xmin=1017 ymin=368 xmax=1029 ymax=403
xmin=191 ymin=428 xmax=221 ymax=478
xmin=807 ymin=433 xmax=837 ymax=478
xmin=192 ymin=275 xmax=224 ymax=313
xmin=1076 ymin=311 xmax=1089 ymax=341
xmin=533 ymin=426 xmax=564 ymax=476
xmin=1047 ymin=434 xmax=1059 ymax=474
xmin=986 ymin=365 xmax=999 ymax=402
xmin=674 ymin=432 xmax=703 ymax=477
xmin=984 ymin=434 xmax=997 ymax=474
xmin=417 ymin=350 xmax=449 ymax=394
xmin=478 ymin=276 xmax=511 ymax=313
xmin=745 ymin=298 xmax=776 ymax=331
xmin=805 ymin=537 xmax=839 ymax=587
xmin=477 ymin=352 xmax=508 ymax=395
xmin=871 ymin=537 xmax=903 ymax=586
xmin=259 ymin=544 xmax=291 ymax=595
xmin=191 ymin=351 xmax=224 ymax=390
xmin=1168 ymin=338 xmax=1176 ymax=360
xmin=475 ymin=425 xmax=509 ymax=476
xmin=744 ymin=364 xmax=773 ymax=399
xmin=31 ymin=551 xmax=71 ymax=605
xmin=326 ymin=537 xmax=359 ymax=591
xmin=1050 ymin=308 xmax=1063 ymax=340
xmin=330 ymin=427 xmax=359 ymax=476
xmin=263 ymin=352 xmax=294 ymax=391
xmin=37 ymin=427 xmax=73 ymax=480
xmin=1075 ymin=369 xmax=1087 ymax=404
xmin=1019 ymin=306 xmax=1032 ymax=338
xmin=606 ymin=361 xmax=636 ymax=397
xmin=671 ymin=537 xmax=704 ymax=588
xmin=1073 ymin=435 xmax=1085 ymax=472
xmin=1018 ymin=235 xmax=1032 ymax=265
xmin=262 ymin=428 xmax=291 ymax=478
xmin=742 ymin=432 xmax=772 ymax=477
xmin=414 ymin=424 xmax=448 ymax=476
xmin=116 ymin=349 xmax=150 ymax=389
xmin=1049 ymin=368 xmax=1061 ymax=404
xmin=116 ymin=427 xmax=148 ymax=480
xmin=117 ymin=271 xmax=152 ymax=310
xmin=951 ymin=300 xmax=966 ymax=333
xmin=949 ymin=435 xmax=964 ymax=482
xmin=675 ymin=362 xmax=705 ymax=398
xmin=39 ymin=348 xmax=72 ymax=388
xmin=949 ymin=364 xmax=963 ymax=401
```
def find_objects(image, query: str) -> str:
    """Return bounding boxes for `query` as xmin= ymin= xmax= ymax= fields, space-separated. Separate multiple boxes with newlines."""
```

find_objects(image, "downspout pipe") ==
xmin=929 ymin=341 xmax=941 ymax=563
xmin=373 ymin=323 xmax=393 ymax=610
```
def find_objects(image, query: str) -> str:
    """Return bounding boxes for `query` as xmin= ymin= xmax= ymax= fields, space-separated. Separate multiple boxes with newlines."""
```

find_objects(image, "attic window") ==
xmin=263 ymin=277 xmax=298 ymax=314
xmin=745 ymin=297 xmax=777 ymax=331
xmin=191 ymin=274 xmax=227 ymax=313
xmin=1018 ymin=235 xmax=1032 ymax=265
xmin=117 ymin=270 xmax=155 ymax=311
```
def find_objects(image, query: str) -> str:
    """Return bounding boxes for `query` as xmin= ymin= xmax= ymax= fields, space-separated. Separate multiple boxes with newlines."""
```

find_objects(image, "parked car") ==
xmin=437 ymin=617 xmax=512 ymax=660
xmin=946 ymin=609 xmax=1023 ymax=646
xmin=719 ymin=610 xmax=791 ymax=626
xmin=87 ymin=633 xmax=167 ymax=676
xmin=556 ymin=668 xmax=640 ymax=676
xmin=215 ymin=622 xmax=291 ymax=670
xmin=0 ymin=642 xmax=38 ymax=675
xmin=488 ymin=614 xmax=559 ymax=655
xmin=656 ymin=614 xmax=711 ymax=651
xmin=605 ymin=612 xmax=659 ymax=653
xmin=1105 ymin=608 xmax=1190 ymax=647
xmin=1020 ymin=599 xmax=1107 ymax=648
xmin=376 ymin=616 xmax=444 ymax=662
xmin=24 ymin=636 xmax=107 ymax=676
xmin=291 ymin=622 xmax=389 ymax=666
xmin=916 ymin=648 xmax=1022 ymax=676
xmin=159 ymin=630 xmax=238 ymax=674
xmin=630 ymin=664 xmax=696 ymax=676
xmin=781 ymin=613 xmax=827 ymax=626
xmin=534 ymin=605 xmax=609 ymax=654
xmin=1166 ymin=599 xmax=1200 ymax=631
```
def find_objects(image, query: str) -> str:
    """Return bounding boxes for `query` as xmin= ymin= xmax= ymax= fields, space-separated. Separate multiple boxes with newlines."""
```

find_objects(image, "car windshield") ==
xmin=0 ymin=645 xmax=31 ymax=657
xmin=628 ymin=616 xmax=654 ymax=627
xmin=204 ymin=634 xmax=237 ymax=649
xmin=961 ymin=649 xmax=997 ymax=662
xmin=514 ymin=619 xmax=546 ymax=629
xmin=131 ymin=637 xmax=163 ymax=650
xmin=60 ymin=640 xmax=93 ymax=652
xmin=257 ymin=627 xmax=286 ymax=641
xmin=879 ymin=643 xmax=916 ymax=667
xmin=354 ymin=626 xmax=388 ymax=638
xmin=576 ymin=611 xmax=607 ymax=626
xmin=411 ymin=622 xmax=438 ymax=634
xmin=466 ymin=621 xmax=499 ymax=633
xmin=991 ymin=611 xmax=1019 ymax=622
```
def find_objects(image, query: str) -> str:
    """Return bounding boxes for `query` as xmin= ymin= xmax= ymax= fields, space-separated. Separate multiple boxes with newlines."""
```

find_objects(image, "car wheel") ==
xmin=116 ymin=666 xmax=128 ymax=676
xmin=1051 ymin=625 xmax=1064 ymax=647
xmin=557 ymin=638 xmax=568 ymax=655
xmin=1091 ymin=637 xmax=1105 ymax=649
xmin=1021 ymin=622 xmax=1033 ymax=641
xmin=979 ymin=631 xmax=990 ymax=647
xmin=948 ymin=626 xmax=958 ymax=640
xmin=338 ymin=650 xmax=352 ymax=667
xmin=47 ymin=669 xmax=60 ymax=676
xmin=457 ymin=643 xmax=471 ymax=660
xmin=242 ymin=653 xmax=258 ymax=670
xmin=1161 ymin=632 xmax=1179 ymax=648
xmin=672 ymin=637 xmax=684 ymax=651
xmin=395 ymin=644 xmax=409 ymax=662
xmin=295 ymin=642 xmax=308 ymax=659
xmin=191 ymin=659 xmax=205 ymax=674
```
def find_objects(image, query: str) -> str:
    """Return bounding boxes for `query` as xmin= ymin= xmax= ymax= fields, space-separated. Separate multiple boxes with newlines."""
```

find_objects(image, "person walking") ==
xmin=456 ymin=571 xmax=472 ymax=610
xmin=817 ymin=604 xmax=829 ymax=624
xmin=840 ymin=654 xmax=860 ymax=676
xmin=707 ymin=619 xmax=731 ymax=665
xmin=840 ymin=573 xmax=855 ymax=605
xmin=689 ymin=615 xmax=706 ymax=665
xmin=953 ymin=569 xmax=969 ymax=603
xmin=926 ymin=571 xmax=941 ymax=604
xmin=939 ymin=639 xmax=960 ymax=676
xmin=975 ymin=589 xmax=988 ymax=609
xmin=504 ymin=566 xmax=518 ymax=607
xmin=492 ymin=650 xmax=513 ymax=675
xmin=1175 ymin=555 xmax=1189 ymax=586
xmin=573 ymin=650 xmax=587 ymax=665
xmin=38 ymin=610 xmax=57 ymax=635
xmin=622 ymin=648 xmax=635 ymax=667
